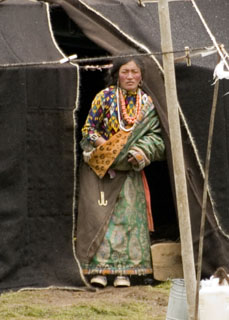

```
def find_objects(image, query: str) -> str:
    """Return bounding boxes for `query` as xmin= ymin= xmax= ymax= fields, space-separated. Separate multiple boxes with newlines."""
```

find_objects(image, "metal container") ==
xmin=166 ymin=279 xmax=188 ymax=320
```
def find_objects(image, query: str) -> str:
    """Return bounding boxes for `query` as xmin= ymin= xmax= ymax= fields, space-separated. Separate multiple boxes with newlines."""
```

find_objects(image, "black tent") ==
xmin=0 ymin=0 xmax=229 ymax=292
xmin=0 ymin=0 xmax=86 ymax=291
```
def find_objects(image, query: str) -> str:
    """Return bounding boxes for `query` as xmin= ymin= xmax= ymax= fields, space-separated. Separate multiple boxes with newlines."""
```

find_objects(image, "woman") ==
xmin=76 ymin=55 xmax=165 ymax=288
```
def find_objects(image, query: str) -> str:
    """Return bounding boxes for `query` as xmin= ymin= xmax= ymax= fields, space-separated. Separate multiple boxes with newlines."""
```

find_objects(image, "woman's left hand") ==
xmin=127 ymin=155 xmax=138 ymax=166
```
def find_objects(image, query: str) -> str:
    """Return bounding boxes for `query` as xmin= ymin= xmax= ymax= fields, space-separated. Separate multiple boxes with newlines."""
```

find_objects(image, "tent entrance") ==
xmin=50 ymin=7 xmax=179 ymax=243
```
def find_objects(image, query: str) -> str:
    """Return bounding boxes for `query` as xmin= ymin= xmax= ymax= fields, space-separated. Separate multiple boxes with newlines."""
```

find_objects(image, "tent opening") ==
xmin=50 ymin=6 xmax=179 ymax=243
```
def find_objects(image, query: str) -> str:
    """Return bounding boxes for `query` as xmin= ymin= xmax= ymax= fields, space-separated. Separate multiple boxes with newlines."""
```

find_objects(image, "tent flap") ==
xmin=0 ymin=0 xmax=85 ymax=291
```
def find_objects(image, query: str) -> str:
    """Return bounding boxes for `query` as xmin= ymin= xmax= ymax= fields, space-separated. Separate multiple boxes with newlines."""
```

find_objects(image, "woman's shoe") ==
xmin=113 ymin=276 xmax=130 ymax=287
xmin=90 ymin=275 xmax=107 ymax=288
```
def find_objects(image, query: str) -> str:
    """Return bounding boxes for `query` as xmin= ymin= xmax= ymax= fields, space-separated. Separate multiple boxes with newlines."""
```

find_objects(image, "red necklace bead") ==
xmin=119 ymin=89 xmax=141 ymax=125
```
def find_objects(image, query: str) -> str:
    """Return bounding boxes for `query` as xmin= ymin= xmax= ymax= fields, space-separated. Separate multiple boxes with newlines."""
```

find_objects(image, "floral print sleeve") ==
xmin=81 ymin=90 xmax=105 ymax=144
xmin=80 ymin=86 xmax=119 ymax=152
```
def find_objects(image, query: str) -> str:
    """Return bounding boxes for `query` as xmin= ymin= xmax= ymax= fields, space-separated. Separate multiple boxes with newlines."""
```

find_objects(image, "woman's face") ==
xmin=118 ymin=60 xmax=142 ymax=91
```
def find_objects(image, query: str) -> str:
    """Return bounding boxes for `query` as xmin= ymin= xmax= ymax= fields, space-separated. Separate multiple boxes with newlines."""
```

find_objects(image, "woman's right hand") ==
xmin=94 ymin=137 xmax=106 ymax=147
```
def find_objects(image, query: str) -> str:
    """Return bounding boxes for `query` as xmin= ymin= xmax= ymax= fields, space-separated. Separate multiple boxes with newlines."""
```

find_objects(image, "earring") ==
xmin=139 ymin=79 xmax=143 ymax=87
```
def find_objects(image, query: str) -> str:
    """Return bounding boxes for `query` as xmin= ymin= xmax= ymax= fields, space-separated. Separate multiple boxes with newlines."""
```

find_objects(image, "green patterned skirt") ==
xmin=82 ymin=171 xmax=153 ymax=276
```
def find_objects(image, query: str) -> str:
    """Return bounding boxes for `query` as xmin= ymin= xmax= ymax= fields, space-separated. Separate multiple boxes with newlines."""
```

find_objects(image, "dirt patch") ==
xmin=25 ymin=285 xmax=168 ymax=305
xmin=20 ymin=284 xmax=169 ymax=318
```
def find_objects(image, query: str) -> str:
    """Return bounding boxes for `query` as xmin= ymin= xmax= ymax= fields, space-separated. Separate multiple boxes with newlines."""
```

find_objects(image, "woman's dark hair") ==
xmin=105 ymin=54 xmax=145 ymax=86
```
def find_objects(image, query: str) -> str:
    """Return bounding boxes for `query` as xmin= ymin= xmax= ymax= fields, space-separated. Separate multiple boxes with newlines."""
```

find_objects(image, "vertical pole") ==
xmin=194 ymin=78 xmax=219 ymax=320
xmin=158 ymin=1 xmax=196 ymax=319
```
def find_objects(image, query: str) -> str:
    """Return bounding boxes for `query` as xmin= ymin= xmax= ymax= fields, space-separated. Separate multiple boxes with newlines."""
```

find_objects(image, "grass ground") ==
xmin=0 ymin=281 xmax=171 ymax=320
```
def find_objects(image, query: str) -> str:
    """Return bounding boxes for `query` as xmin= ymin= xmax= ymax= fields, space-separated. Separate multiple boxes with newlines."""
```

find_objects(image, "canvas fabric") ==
xmin=0 ymin=0 xmax=85 ymax=292
xmin=76 ymin=162 xmax=128 ymax=263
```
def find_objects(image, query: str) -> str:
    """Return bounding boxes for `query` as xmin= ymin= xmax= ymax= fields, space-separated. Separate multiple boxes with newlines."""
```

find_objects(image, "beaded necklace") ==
xmin=117 ymin=88 xmax=142 ymax=132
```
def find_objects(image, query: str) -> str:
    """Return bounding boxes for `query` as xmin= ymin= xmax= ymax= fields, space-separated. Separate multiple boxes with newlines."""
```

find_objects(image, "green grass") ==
xmin=0 ymin=300 xmax=156 ymax=320
xmin=0 ymin=283 xmax=170 ymax=320
xmin=154 ymin=280 xmax=171 ymax=290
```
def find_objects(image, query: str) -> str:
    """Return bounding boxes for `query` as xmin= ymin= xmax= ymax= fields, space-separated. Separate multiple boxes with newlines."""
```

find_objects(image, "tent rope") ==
xmin=194 ymin=71 xmax=220 ymax=320
xmin=0 ymin=45 xmax=219 ymax=69
xmin=191 ymin=0 xmax=229 ymax=70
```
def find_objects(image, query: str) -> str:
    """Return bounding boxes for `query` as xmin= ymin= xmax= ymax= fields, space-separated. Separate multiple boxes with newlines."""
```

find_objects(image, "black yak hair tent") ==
xmin=0 ymin=0 xmax=87 ymax=292
xmin=0 ymin=0 xmax=229 ymax=291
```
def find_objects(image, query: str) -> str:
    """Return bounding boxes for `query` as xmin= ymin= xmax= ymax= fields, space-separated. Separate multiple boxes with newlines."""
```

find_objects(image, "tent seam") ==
xmin=18 ymin=285 xmax=90 ymax=292
xmin=179 ymin=105 xmax=229 ymax=239
xmin=77 ymin=0 xmax=164 ymax=74
xmin=45 ymin=2 xmax=66 ymax=58
xmin=47 ymin=2 xmax=90 ymax=288
xmin=70 ymin=63 xmax=91 ymax=288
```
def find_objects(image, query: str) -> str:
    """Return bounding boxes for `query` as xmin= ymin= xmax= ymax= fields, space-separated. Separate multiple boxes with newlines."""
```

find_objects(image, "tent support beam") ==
xmin=158 ymin=1 xmax=196 ymax=319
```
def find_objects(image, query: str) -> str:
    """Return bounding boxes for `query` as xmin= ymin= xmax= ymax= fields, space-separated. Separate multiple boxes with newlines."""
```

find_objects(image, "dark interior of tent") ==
xmin=50 ymin=6 xmax=179 ymax=243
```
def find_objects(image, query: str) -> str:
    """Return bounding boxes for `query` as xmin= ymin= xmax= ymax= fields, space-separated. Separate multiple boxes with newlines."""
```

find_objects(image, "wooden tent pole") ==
xmin=158 ymin=1 xmax=196 ymax=319
xmin=194 ymin=78 xmax=220 ymax=320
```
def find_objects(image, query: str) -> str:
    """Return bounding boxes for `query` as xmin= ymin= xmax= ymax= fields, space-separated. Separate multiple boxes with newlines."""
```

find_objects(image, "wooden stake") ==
xmin=158 ymin=1 xmax=196 ymax=319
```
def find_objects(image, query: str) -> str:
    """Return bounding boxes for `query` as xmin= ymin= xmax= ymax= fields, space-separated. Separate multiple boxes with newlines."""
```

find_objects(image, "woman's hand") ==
xmin=94 ymin=137 xmax=106 ymax=147
xmin=127 ymin=155 xmax=138 ymax=166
